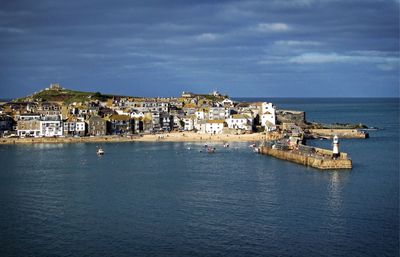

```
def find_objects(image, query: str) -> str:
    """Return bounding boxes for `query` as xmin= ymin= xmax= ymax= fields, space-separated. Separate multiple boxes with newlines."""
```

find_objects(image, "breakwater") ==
xmin=260 ymin=145 xmax=352 ymax=170
xmin=307 ymin=129 xmax=368 ymax=139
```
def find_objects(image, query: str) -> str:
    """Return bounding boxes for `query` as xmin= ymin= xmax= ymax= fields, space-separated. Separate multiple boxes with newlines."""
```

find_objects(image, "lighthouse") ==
xmin=332 ymin=135 xmax=340 ymax=159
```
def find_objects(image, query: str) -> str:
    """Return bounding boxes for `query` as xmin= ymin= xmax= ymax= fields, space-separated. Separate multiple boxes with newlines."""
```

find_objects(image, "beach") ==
xmin=0 ymin=132 xmax=282 ymax=144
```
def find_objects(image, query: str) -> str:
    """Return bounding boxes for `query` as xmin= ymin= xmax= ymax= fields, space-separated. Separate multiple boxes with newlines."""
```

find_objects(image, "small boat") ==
xmin=207 ymin=147 xmax=216 ymax=153
xmin=249 ymin=144 xmax=256 ymax=148
xmin=97 ymin=148 xmax=104 ymax=155
xmin=253 ymin=147 xmax=260 ymax=153
xmin=223 ymin=143 xmax=230 ymax=148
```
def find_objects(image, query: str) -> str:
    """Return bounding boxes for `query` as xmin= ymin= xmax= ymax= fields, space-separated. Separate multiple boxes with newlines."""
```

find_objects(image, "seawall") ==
xmin=260 ymin=146 xmax=352 ymax=170
xmin=307 ymin=129 xmax=368 ymax=139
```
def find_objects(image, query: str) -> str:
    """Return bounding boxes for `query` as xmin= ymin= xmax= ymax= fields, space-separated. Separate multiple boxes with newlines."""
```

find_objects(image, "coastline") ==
xmin=0 ymin=132 xmax=282 ymax=145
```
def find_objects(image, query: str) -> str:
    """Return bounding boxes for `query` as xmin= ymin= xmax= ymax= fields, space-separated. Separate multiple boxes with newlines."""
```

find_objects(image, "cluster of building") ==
xmin=0 ymin=85 xmax=283 ymax=138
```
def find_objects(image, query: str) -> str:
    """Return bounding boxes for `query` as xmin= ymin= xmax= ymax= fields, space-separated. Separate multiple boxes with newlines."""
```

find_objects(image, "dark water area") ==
xmin=0 ymin=98 xmax=398 ymax=257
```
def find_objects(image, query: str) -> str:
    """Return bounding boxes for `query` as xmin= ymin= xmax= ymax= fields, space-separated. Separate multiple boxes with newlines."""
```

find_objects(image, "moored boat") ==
xmin=97 ymin=148 xmax=104 ymax=155
xmin=207 ymin=147 xmax=216 ymax=153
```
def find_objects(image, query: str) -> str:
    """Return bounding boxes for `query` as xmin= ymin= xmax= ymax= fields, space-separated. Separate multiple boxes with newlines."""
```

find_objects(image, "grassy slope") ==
xmin=15 ymin=89 xmax=118 ymax=104
xmin=14 ymin=88 xmax=226 ymax=105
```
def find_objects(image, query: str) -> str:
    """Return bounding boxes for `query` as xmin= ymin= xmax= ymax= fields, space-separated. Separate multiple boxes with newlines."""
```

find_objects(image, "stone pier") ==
xmin=260 ymin=146 xmax=352 ymax=170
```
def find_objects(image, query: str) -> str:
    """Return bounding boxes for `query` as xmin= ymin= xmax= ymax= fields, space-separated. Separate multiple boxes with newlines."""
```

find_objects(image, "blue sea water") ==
xmin=0 ymin=98 xmax=398 ymax=257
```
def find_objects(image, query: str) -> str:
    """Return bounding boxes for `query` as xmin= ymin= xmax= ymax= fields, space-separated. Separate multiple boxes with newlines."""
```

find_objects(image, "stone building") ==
xmin=88 ymin=116 xmax=107 ymax=136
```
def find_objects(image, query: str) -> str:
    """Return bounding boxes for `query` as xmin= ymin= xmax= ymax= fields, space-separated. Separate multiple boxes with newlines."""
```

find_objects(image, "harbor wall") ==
xmin=308 ymin=129 xmax=368 ymax=139
xmin=260 ymin=146 xmax=352 ymax=170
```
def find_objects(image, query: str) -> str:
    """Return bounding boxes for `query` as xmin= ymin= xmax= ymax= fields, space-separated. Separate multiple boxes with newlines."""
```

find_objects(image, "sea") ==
xmin=0 ymin=98 xmax=398 ymax=257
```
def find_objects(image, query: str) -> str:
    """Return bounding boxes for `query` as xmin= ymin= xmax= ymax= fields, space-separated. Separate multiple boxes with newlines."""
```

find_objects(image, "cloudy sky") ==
xmin=0 ymin=0 xmax=398 ymax=98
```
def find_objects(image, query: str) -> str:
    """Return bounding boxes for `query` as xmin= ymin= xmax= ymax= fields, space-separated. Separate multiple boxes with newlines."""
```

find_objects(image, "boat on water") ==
xmin=207 ymin=147 xmax=216 ymax=153
xmin=249 ymin=144 xmax=256 ymax=148
xmin=253 ymin=147 xmax=260 ymax=153
xmin=223 ymin=143 xmax=230 ymax=148
xmin=97 ymin=148 xmax=105 ymax=155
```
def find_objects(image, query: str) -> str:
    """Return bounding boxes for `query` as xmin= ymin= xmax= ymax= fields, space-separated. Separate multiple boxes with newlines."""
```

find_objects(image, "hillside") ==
xmin=14 ymin=88 xmax=119 ymax=104
xmin=12 ymin=85 xmax=228 ymax=105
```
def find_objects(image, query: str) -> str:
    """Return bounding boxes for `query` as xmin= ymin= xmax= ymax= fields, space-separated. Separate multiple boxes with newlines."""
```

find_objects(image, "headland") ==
xmin=0 ymin=84 xmax=372 ymax=169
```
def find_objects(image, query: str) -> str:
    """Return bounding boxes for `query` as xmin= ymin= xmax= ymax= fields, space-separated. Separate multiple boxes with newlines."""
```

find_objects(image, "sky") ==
xmin=0 ymin=0 xmax=399 ymax=98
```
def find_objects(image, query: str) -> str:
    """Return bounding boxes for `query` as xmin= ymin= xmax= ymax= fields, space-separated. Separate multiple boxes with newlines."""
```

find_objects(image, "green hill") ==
xmin=14 ymin=88 xmax=117 ymax=104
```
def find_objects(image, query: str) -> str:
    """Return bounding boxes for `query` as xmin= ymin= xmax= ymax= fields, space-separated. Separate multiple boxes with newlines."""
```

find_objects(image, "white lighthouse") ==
xmin=332 ymin=135 xmax=340 ymax=159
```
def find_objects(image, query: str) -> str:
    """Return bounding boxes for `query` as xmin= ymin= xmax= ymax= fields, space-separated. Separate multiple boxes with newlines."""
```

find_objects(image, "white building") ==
xmin=182 ymin=116 xmax=195 ymax=131
xmin=211 ymin=90 xmax=221 ymax=97
xmin=75 ymin=121 xmax=86 ymax=135
xmin=209 ymin=107 xmax=226 ymax=120
xmin=220 ymin=98 xmax=234 ymax=107
xmin=130 ymin=111 xmax=145 ymax=120
xmin=194 ymin=120 xmax=206 ymax=133
xmin=205 ymin=120 xmax=224 ymax=134
xmin=64 ymin=117 xmax=86 ymax=136
xmin=40 ymin=115 xmax=63 ymax=137
xmin=261 ymin=102 xmax=276 ymax=129
xmin=182 ymin=91 xmax=194 ymax=98
xmin=18 ymin=113 xmax=41 ymax=121
xmin=226 ymin=114 xmax=252 ymax=131
xmin=195 ymin=109 xmax=208 ymax=120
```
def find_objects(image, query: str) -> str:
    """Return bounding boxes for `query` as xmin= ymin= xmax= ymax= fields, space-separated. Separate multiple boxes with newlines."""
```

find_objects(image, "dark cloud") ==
xmin=0 ymin=0 xmax=398 ymax=97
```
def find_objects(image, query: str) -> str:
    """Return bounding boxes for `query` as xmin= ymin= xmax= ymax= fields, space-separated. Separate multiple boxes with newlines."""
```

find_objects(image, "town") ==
xmin=0 ymin=83 xmax=301 ymax=138
xmin=0 ymin=83 xmax=371 ymax=169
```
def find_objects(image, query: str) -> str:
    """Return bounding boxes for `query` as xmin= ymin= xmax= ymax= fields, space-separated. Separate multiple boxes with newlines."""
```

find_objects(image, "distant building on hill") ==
xmin=211 ymin=90 xmax=221 ymax=97
xmin=181 ymin=91 xmax=195 ymax=98
xmin=46 ymin=83 xmax=63 ymax=91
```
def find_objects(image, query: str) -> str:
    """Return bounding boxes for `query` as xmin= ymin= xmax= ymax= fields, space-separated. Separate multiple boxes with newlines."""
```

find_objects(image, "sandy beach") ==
xmin=0 ymin=132 xmax=282 ymax=145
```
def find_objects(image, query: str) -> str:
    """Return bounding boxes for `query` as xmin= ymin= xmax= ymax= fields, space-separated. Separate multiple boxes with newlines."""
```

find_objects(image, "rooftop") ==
xmin=206 ymin=119 xmax=225 ymax=124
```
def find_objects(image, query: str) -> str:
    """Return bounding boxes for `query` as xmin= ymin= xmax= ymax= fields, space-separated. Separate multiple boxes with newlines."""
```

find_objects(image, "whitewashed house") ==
xmin=195 ymin=109 xmax=208 ymax=121
xmin=195 ymin=120 xmax=206 ymax=133
xmin=220 ymin=98 xmax=234 ymax=107
xmin=63 ymin=116 xmax=86 ymax=136
xmin=226 ymin=114 xmax=252 ymax=131
xmin=75 ymin=120 xmax=86 ymax=135
xmin=205 ymin=120 xmax=224 ymax=134
xmin=40 ymin=115 xmax=63 ymax=137
xmin=261 ymin=102 xmax=276 ymax=130
xmin=182 ymin=116 xmax=195 ymax=131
